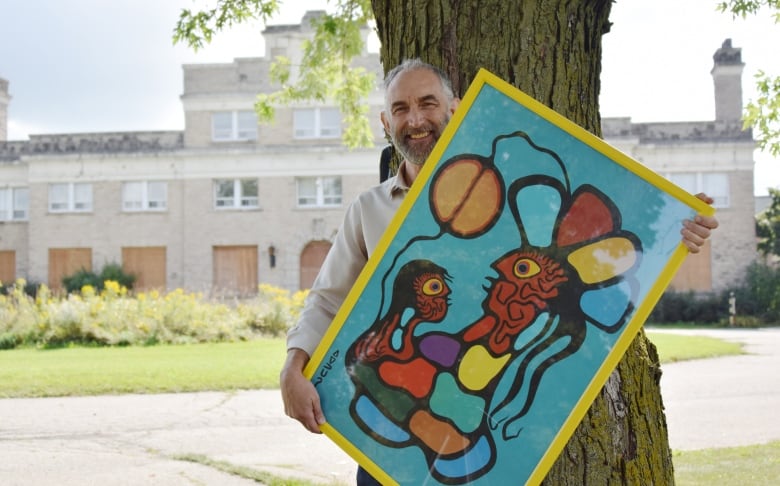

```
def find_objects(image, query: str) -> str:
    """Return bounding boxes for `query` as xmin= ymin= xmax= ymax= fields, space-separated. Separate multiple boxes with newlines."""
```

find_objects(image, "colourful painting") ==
xmin=304 ymin=69 xmax=715 ymax=485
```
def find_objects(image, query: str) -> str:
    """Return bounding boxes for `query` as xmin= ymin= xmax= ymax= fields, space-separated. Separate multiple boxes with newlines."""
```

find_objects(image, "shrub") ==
xmin=62 ymin=269 xmax=102 ymax=294
xmin=99 ymin=263 xmax=136 ymax=290
xmin=61 ymin=263 xmax=135 ymax=294
xmin=649 ymin=290 xmax=727 ymax=324
xmin=237 ymin=284 xmax=309 ymax=337
xmin=0 ymin=281 xmax=305 ymax=348
xmin=729 ymin=315 xmax=765 ymax=328
xmin=650 ymin=261 xmax=780 ymax=326
xmin=0 ymin=332 xmax=18 ymax=350
xmin=0 ymin=279 xmax=41 ymax=298
xmin=730 ymin=261 xmax=780 ymax=323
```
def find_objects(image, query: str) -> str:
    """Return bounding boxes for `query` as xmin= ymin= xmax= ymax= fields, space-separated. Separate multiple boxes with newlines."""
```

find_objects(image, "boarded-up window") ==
xmin=213 ymin=245 xmax=258 ymax=296
xmin=0 ymin=250 xmax=15 ymax=284
xmin=122 ymin=247 xmax=166 ymax=291
xmin=49 ymin=248 xmax=92 ymax=291
xmin=300 ymin=241 xmax=332 ymax=290
xmin=670 ymin=242 xmax=712 ymax=292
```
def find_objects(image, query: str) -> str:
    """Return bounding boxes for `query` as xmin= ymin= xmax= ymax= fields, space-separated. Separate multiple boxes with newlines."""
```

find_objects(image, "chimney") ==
xmin=0 ymin=77 xmax=9 ymax=141
xmin=711 ymin=39 xmax=745 ymax=122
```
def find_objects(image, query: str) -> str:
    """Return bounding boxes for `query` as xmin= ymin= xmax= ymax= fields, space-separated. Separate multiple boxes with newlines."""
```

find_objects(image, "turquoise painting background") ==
xmin=309 ymin=80 xmax=698 ymax=485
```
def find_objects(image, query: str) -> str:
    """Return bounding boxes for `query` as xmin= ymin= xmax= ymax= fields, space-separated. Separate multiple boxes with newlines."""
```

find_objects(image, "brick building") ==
xmin=603 ymin=39 xmax=756 ymax=291
xmin=0 ymin=14 xmax=756 ymax=295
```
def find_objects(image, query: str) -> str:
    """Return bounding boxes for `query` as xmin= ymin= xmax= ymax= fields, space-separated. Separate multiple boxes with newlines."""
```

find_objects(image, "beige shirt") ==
xmin=286 ymin=163 xmax=411 ymax=356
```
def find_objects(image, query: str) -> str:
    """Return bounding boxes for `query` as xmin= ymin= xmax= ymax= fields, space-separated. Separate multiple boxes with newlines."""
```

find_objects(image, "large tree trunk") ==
xmin=371 ymin=0 xmax=675 ymax=483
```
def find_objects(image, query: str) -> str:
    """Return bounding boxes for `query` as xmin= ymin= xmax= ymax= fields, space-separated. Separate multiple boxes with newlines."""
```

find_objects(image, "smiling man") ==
xmin=281 ymin=59 xmax=461 ymax=486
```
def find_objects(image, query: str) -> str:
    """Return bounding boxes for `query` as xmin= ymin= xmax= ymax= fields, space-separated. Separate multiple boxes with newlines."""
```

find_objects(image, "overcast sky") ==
xmin=1 ymin=0 xmax=778 ymax=193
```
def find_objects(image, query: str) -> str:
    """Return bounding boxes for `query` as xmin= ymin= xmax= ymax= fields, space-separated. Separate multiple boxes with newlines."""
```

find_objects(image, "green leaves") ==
xmin=717 ymin=1 xmax=780 ymax=156
xmin=173 ymin=0 xmax=378 ymax=148
xmin=717 ymin=0 xmax=780 ymax=20
xmin=744 ymin=71 xmax=780 ymax=156
xmin=756 ymin=187 xmax=780 ymax=256
xmin=173 ymin=0 xmax=282 ymax=51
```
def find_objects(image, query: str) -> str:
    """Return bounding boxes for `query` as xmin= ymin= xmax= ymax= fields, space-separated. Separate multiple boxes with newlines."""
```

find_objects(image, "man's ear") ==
xmin=449 ymin=97 xmax=461 ymax=114
xmin=380 ymin=110 xmax=390 ymax=132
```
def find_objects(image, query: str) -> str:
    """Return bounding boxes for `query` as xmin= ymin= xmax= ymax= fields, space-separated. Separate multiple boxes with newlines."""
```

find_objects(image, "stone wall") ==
xmin=0 ymin=131 xmax=183 ymax=162
xmin=0 ymin=77 xmax=8 ymax=142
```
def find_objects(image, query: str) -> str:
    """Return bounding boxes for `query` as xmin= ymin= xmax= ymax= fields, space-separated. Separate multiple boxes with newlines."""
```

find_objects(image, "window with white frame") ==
xmin=0 ymin=187 xmax=29 ymax=221
xmin=122 ymin=181 xmax=168 ymax=211
xmin=48 ymin=183 xmax=92 ymax=212
xmin=214 ymin=179 xmax=259 ymax=209
xmin=293 ymin=108 xmax=342 ymax=139
xmin=297 ymin=176 xmax=342 ymax=207
xmin=668 ymin=172 xmax=730 ymax=208
xmin=702 ymin=173 xmax=730 ymax=208
xmin=212 ymin=110 xmax=258 ymax=141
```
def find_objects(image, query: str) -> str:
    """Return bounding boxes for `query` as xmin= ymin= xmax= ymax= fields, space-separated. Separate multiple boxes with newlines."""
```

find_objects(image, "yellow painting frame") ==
xmin=304 ymin=69 xmax=714 ymax=485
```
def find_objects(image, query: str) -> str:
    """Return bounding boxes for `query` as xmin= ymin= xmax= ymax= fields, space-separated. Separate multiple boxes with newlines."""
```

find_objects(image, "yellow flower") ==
xmin=101 ymin=280 xmax=125 ymax=299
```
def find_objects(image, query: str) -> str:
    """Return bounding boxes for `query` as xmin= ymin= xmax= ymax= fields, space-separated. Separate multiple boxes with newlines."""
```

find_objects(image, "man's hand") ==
xmin=280 ymin=348 xmax=326 ymax=433
xmin=681 ymin=193 xmax=719 ymax=253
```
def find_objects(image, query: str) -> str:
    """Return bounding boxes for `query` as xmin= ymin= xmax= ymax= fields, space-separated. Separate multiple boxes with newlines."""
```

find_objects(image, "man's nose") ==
xmin=406 ymin=107 xmax=425 ymax=127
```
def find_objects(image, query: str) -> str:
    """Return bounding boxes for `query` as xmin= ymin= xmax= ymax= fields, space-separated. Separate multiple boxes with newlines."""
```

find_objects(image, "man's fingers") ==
xmin=694 ymin=214 xmax=719 ymax=231
xmin=279 ymin=354 xmax=325 ymax=434
xmin=285 ymin=393 xmax=324 ymax=433
xmin=681 ymin=234 xmax=702 ymax=253
xmin=302 ymin=396 xmax=325 ymax=434
xmin=694 ymin=192 xmax=715 ymax=205
xmin=685 ymin=218 xmax=712 ymax=239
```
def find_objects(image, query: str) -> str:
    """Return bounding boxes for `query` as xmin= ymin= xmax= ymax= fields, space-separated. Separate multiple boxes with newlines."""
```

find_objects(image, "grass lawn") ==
xmin=0 ymin=339 xmax=286 ymax=398
xmin=175 ymin=439 xmax=780 ymax=486
xmin=0 ymin=329 xmax=767 ymax=484
xmin=645 ymin=330 xmax=744 ymax=363
xmin=0 ymin=331 xmax=745 ymax=398
xmin=673 ymin=441 xmax=780 ymax=486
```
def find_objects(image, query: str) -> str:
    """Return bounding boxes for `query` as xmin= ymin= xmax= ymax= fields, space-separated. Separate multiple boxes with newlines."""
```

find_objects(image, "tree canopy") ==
xmin=718 ymin=0 xmax=780 ymax=156
xmin=174 ymin=1 xmax=780 ymax=157
xmin=756 ymin=187 xmax=780 ymax=256
xmin=174 ymin=0 xmax=376 ymax=148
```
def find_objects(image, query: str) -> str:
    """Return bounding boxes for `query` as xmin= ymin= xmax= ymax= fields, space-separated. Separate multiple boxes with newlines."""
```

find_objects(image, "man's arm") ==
xmin=681 ymin=193 xmax=719 ymax=253
xmin=280 ymin=348 xmax=326 ymax=433
xmin=280 ymin=194 xmax=372 ymax=434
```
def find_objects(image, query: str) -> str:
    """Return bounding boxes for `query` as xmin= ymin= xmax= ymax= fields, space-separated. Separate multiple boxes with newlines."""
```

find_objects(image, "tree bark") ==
xmin=370 ymin=0 xmax=675 ymax=483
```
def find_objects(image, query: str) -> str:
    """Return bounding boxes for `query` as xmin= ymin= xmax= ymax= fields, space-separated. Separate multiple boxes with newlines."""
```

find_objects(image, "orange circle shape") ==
xmin=431 ymin=158 xmax=502 ymax=238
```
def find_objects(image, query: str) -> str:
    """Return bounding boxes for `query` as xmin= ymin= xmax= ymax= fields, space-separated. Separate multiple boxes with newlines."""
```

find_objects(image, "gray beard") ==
xmin=396 ymin=140 xmax=434 ymax=166
xmin=393 ymin=114 xmax=450 ymax=166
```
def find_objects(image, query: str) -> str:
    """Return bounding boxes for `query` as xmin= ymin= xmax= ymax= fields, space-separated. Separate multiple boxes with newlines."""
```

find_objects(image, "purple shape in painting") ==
xmin=419 ymin=334 xmax=461 ymax=367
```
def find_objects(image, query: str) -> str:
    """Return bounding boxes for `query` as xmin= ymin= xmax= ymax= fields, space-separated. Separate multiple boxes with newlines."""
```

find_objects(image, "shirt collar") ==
xmin=385 ymin=159 xmax=412 ymax=197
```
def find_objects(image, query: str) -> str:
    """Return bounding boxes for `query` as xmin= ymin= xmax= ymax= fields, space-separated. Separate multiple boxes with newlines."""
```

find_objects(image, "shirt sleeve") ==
xmin=286 ymin=197 xmax=369 ymax=356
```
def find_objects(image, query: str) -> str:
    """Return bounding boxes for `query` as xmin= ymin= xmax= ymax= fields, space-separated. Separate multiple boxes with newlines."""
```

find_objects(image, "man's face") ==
xmin=381 ymin=69 xmax=459 ymax=166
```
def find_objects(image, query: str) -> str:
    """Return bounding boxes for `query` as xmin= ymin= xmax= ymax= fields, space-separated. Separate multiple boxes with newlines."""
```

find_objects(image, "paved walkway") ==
xmin=652 ymin=327 xmax=780 ymax=451
xmin=1 ymin=328 xmax=778 ymax=485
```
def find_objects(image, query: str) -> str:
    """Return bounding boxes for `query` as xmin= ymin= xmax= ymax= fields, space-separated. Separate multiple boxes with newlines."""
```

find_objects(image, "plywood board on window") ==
xmin=670 ymin=241 xmax=712 ymax=291
xmin=48 ymin=248 xmax=92 ymax=290
xmin=122 ymin=246 xmax=166 ymax=291
xmin=300 ymin=241 xmax=332 ymax=290
xmin=0 ymin=250 xmax=16 ymax=284
xmin=212 ymin=245 xmax=258 ymax=296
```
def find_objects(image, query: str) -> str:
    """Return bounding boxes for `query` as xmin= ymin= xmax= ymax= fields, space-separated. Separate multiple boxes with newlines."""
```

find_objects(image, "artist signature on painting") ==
xmin=312 ymin=349 xmax=340 ymax=387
